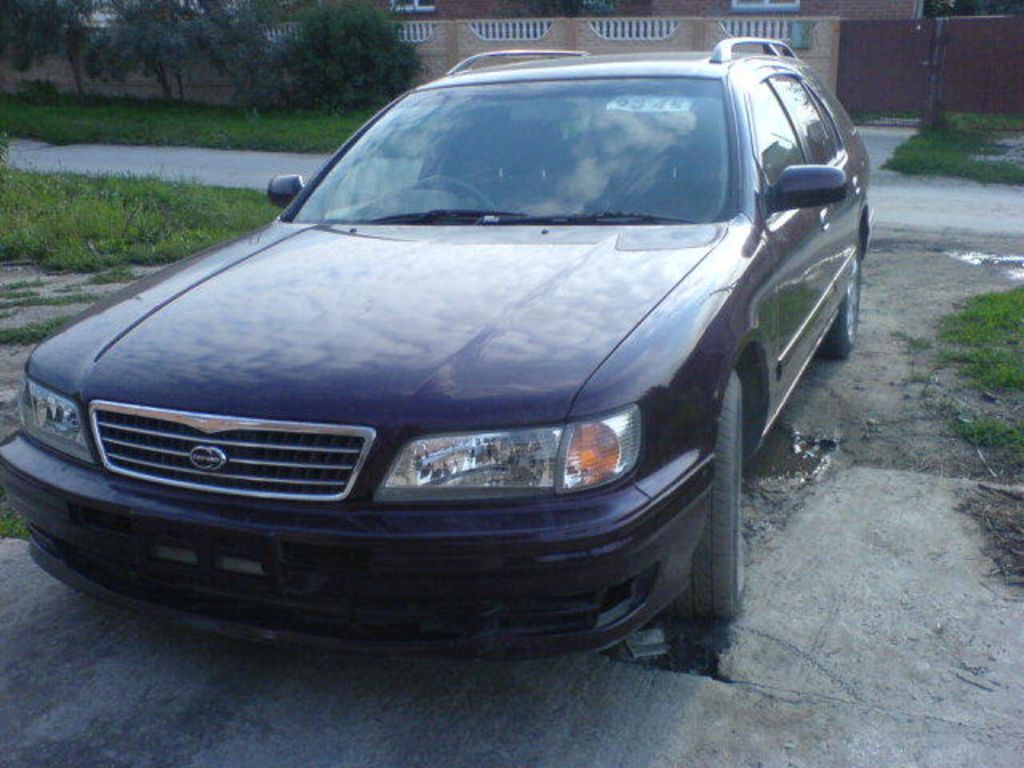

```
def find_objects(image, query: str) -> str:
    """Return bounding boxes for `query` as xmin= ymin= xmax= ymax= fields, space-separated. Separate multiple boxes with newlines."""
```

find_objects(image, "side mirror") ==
xmin=267 ymin=174 xmax=305 ymax=209
xmin=767 ymin=165 xmax=848 ymax=214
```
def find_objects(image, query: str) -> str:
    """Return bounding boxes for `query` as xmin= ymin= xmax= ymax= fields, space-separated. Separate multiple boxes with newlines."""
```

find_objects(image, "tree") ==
xmin=191 ymin=0 xmax=288 ymax=108
xmin=87 ymin=0 xmax=207 ymax=101
xmin=925 ymin=0 xmax=1024 ymax=14
xmin=287 ymin=3 xmax=419 ymax=111
xmin=504 ymin=0 xmax=619 ymax=16
xmin=2 ymin=0 xmax=97 ymax=97
xmin=87 ymin=0 xmax=289 ymax=105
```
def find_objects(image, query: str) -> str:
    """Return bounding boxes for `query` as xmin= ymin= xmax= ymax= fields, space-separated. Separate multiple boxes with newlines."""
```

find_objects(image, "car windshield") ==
xmin=293 ymin=78 xmax=733 ymax=225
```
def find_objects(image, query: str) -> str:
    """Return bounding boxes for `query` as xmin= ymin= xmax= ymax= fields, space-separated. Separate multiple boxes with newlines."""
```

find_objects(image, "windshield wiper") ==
xmin=489 ymin=211 xmax=695 ymax=225
xmin=360 ymin=209 xmax=526 ymax=225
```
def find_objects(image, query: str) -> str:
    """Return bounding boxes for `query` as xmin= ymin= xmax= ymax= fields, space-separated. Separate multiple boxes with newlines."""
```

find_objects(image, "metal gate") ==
xmin=838 ymin=16 xmax=1024 ymax=115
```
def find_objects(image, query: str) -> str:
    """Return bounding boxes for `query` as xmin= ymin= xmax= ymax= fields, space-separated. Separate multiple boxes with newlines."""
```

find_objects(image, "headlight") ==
xmin=379 ymin=405 xmax=640 ymax=500
xmin=18 ymin=379 xmax=92 ymax=463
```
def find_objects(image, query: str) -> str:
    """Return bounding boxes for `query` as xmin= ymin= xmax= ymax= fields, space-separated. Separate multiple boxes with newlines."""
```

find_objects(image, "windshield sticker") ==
xmin=606 ymin=97 xmax=693 ymax=114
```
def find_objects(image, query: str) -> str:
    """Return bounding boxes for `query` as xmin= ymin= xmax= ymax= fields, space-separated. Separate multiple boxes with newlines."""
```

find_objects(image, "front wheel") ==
xmin=666 ymin=371 xmax=744 ymax=621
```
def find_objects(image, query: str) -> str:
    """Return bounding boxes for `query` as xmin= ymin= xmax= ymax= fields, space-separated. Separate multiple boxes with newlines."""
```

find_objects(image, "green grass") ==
xmin=0 ymin=94 xmax=373 ymax=153
xmin=940 ymin=288 xmax=1024 ymax=462
xmin=885 ymin=113 xmax=1024 ymax=185
xmin=955 ymin=418 xmax=1024 ymax=462
xmin=0 ymin=316 xmax=73 ymax=344
xmin=0 ymin=487 xmax=28 ymax=539
xmin=0 ymin=290 xmax=101 ymax=309
xmin=940 ymin=288 xmax=1024 ymax=392
xmin=0 ymin=510 xmax=28 ymax=538
xmin=948 ymin=113 xmax=1024 ymax=133
xmin=88 ymin=266 xmax=138 ymax=284
xmin=0 ymin=169 xmax=276 ymax=271
xmin=0 ymin=279 xmax=45 ymax=291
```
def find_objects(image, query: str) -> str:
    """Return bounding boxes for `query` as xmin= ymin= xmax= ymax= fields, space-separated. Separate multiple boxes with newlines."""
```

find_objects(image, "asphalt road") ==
xmin=10 ymin=128 xmax=1024 ymax=238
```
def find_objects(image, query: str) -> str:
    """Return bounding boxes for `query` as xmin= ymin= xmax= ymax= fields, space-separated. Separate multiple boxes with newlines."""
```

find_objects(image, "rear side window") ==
xmin=771 ymin=77 xmax=838 ymax=164
xmin=748 ymin=81 xmax=804 ymax=185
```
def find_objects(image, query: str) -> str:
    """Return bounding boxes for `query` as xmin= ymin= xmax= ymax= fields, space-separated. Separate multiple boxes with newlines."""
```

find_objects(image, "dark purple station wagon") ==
xmin=1 ymin=39 xmax=870 ymax=657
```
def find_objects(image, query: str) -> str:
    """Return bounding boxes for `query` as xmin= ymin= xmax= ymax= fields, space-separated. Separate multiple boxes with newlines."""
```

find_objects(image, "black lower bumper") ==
xmin=2 ymin=436 xmax=711 ymax=658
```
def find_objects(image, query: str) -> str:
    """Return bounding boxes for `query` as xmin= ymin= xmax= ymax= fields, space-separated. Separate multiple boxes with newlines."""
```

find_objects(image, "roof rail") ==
xmin=447 ymin=49 xmax=589 ymax=76
xmin=709 ymin=37 xmax=796 ymax=64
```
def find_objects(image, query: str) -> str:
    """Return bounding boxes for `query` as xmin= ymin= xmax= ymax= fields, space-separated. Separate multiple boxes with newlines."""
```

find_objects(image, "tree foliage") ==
xmin=925 ymin=0 xmax=1024 ymax=14
xmin=509 ymin=0 xmax=619 ymax=16
xmin=1 ymin=0 xmax=96 ymax=96
xmin=4 ymin=1 xmax=421 ymax=109
xmin=87 ymin=1 xmax=213 ymax=102
xmin=286 ymin=3 xmax=418 ymax=111
xmin=200 ymin=0 xmax=287 ymax=108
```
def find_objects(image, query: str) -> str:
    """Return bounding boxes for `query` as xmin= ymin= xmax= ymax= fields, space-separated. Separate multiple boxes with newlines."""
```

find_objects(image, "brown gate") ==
xmin=838 ymin=16 xmax=1024 ymax=115
xmin=941 ymin=16 xmax=1024 ymax=114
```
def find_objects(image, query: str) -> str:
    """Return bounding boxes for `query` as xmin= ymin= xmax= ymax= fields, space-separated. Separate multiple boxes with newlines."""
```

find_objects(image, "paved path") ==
xmin=10 ymin=127 xmax=1024 ymax=237
xmin=2 ymin=467 xmax=1020 ymax=768
xmin=9 ymin=139 xmax=328 ymax=191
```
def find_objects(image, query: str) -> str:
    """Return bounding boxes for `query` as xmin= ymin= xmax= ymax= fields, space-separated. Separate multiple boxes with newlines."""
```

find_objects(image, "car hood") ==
xmin=42 ymin=223 xmax=723 ymax=431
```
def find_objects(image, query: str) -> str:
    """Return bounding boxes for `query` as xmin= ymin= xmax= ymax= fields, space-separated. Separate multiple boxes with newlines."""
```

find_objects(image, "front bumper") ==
xmin=1 ymin=436 xmax=711 ymax=658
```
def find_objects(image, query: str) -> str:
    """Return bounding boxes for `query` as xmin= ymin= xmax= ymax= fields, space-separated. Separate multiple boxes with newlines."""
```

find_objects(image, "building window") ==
xmin=391 ymin=0 xmax=435 ymax=13
xmin=732 ymin=0 xmax=801 ymax=12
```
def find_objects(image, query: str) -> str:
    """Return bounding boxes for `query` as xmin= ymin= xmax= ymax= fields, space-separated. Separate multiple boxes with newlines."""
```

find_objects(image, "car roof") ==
xmin=419 ymin=51 xmax=802 ymax=91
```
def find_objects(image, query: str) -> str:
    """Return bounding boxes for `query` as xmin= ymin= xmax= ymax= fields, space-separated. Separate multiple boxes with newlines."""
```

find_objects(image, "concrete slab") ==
xmin=2 ymin=467 xmax=1021 ymax=767
xmin=859 ymin=125 xmax=917 ymax=171
xmin=869 ymin=175 xmax=1024 ymax=238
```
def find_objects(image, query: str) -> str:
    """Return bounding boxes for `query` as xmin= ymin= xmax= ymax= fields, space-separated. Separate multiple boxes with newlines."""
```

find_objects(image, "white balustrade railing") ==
xmin=589 ymin=18 xmax=681 ymax=42
xmin=399 ymin=21 xmax=437 ymax=44
xmin=720 ymin=18 xmax=793 ymax=41
xmin=468 ymin=20 xmax=553 ymax=42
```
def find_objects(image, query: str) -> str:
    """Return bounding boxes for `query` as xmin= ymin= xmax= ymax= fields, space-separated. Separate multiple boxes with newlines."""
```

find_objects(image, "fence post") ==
xmin=446 ymin=21 xmax=460 ymax=76
xmin=923 ymin=17 xmax=948 ymax=129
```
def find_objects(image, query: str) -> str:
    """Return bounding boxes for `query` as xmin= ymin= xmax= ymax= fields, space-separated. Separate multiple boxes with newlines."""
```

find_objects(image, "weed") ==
xmin=0 ymin=316 xmax=73 ymax=344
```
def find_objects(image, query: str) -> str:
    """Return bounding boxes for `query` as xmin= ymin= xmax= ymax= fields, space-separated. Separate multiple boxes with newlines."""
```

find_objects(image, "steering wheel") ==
xmin=413 ymin=175 xmax=497 ymax=210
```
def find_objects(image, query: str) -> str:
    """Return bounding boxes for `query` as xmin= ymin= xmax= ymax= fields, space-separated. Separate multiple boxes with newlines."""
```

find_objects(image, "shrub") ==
xmin=87 ymin=0 xmax=206 ymax=101
xmin=14 ymin=80 xmax=64 ymax=104
xmin=287 ymin=3 xmax=419 ymax=112
xmin=1 ymin=0 xmax=96 ymax=97
xmin=203 ymin=0 xmax=289 ymax=109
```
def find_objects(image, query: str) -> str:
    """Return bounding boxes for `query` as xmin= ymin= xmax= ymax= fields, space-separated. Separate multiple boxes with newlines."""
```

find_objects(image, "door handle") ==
xmin=819 ymin=209 xmax=830 ymax=231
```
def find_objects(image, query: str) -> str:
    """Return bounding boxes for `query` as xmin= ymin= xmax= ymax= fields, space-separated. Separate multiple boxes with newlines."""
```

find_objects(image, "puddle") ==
xmin=747 ymin=426 xmax=839 ymax=492
xmin=946 ymin=251 xmax=1024 ymax=282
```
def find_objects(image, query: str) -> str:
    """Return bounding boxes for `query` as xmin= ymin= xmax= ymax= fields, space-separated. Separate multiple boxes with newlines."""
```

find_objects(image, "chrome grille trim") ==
xmin=89 ymin=400 xmax=375 ymax=501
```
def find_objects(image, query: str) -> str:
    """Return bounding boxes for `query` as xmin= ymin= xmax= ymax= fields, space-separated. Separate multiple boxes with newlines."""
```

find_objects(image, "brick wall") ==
xmin=383 ymin=0 xmax=918 ymax=21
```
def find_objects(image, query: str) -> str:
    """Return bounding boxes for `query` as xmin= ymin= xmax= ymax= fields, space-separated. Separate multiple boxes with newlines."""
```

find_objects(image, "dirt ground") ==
xmin=743 ymin=228 xmax=1023 ymax=560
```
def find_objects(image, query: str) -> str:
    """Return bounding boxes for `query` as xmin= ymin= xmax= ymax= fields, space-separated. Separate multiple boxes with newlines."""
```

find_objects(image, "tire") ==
xmin=818 ymin=255 xmax=862 ymax=361
xmin=666 ymin=372 xmax=744 ymax=621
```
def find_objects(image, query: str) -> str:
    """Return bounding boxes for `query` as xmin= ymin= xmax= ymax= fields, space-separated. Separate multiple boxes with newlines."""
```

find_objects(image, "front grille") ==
xmin=90 ymin=401 xmax=374 ymax=501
